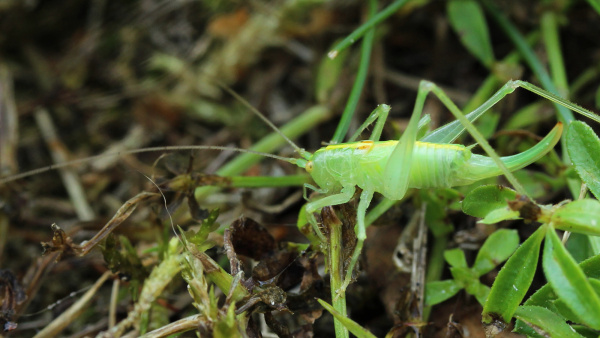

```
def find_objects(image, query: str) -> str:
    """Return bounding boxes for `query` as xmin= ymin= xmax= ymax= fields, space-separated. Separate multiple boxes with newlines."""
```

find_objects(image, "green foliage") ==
xmin=316 ymin=40 xmax=349 ymax=104
xmin=179 ymin=208 xmax=220 ymax=252
xmin=482 ymin=226 xmax=546 ymax=323
xmin=426 ymin=229 xmax=519 ymax=306
xmin=542 ymin=230 xmax=600 ymax=329
xmin=447 ymin=0 xmax=495 ymax=68
xmin=462 ymin=185 xmax=518 ymax=221
xmin=514 ymin=306 xmax=584 ymax=338
xmin=101 ymin=235 xmax=149 ymax=301
xmin=567 ymin=121 xmax=600 ymax=199
xmin=317 ymin=299 xmax=377 ymax=338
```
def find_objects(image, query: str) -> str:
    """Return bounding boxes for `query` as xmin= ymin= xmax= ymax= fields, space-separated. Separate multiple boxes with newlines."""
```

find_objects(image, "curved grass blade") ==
xmin=327 ymin=0 xmax=410 ymax=59
xmin=447 ymin=0 xmax=495 ymax=68
xmin=330 ymin=0 xmax=377 ymax=144
xmin=317 ymin=299 xmax=377 ymax=338
xmin=480 ymin=0 xmax=574 ymax=125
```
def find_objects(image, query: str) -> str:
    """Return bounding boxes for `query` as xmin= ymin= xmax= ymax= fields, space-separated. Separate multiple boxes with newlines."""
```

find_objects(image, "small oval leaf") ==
xmin=566 ymin=121 xmax=600 ymax=199
xmin=462 ymin=185 xmax=517 ymax=218
xmin=473 ymin=229 xmax=519 ymax=275
xmin=444 ymin=248 xmax=467 ymax=268
xmin=551 ymin=199 xmax=600 ymax=236
xmin=425 ymin=280 xmax=462 ymax=306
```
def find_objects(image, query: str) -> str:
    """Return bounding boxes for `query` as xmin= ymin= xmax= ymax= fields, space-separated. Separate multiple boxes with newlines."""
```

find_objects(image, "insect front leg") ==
xmin=347 ymin=104 xmax=391 ymax=142
xmin=338 ymin=189 xmax=374 ymax=296
xmin=304 ymin=186 xmax=356 ymax=243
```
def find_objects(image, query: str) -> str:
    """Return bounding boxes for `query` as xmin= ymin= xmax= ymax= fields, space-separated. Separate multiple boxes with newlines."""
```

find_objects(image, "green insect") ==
xmin=280 ymin=79 xmax=588 ymax=295
xmin=2 ymin=79 xmax=598 ymax=298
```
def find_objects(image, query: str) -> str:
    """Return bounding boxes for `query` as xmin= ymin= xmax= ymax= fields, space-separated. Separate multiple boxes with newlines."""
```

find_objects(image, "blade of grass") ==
xmin=541 ymin=11 xmax=568 ymax=97
xmin=328 ymin=0 xmax=410 ymax=59
xmin=481 ymin=0 xmax=574 ymax=125
xmin=330 ymin=0 xmax=377 ymax=144
xmin=194 ymin=105 xmax=330 ymax=201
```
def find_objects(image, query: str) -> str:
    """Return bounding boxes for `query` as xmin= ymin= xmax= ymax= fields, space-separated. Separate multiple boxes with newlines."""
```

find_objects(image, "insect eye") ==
xmin=306 ymin=161 xmax=314 ymax=172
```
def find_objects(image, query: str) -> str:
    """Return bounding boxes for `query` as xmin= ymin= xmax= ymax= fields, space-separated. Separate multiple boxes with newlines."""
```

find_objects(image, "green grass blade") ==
xmin=481 ymin=0 xmax=574 ymax=125
xmin=585 ymin=0 xmax=600 ymax=15
xmin=317 ymin=299 xmax=377 ymax=338
xmin=229 ymin=175 xmax=309 ymax=188
xmin=447 ymin=0 xmax=495 ymax=68
xmin=423 ymin=33 xmax=539 ymax=144
xmin=541 ymin=11 xmax=568 ymax=97
xmin=316 ymin=40 xmax=350 ymax=104
xmin=330 ymin=0 xmax=377 ymax=144
xmin=543 ymin=228 xmax=600 ymax=329
xmin=327 ymin=0 xmax=410 ymax=59
xmin=194 ymin=105 xmax=330 ymax=201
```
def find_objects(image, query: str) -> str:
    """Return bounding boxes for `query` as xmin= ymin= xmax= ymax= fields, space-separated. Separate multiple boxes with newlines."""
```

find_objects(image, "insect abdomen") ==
xmin=409 ymin=142 xmax=470 ymax=188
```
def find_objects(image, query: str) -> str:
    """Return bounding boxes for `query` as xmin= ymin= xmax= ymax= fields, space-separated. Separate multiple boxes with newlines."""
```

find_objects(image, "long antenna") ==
xmin=217 ymin=82 xmax=312 ymax=160
xmin=0 ymin=145 xmax=305 ymax=185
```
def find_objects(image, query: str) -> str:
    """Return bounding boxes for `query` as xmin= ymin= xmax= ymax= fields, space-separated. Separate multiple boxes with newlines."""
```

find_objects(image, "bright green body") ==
xmin=306 ymin=122 xmax=562 ymax=200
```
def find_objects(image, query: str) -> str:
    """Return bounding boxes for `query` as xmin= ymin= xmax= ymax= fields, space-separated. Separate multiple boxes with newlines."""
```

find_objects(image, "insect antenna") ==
xmin=0 ymin=145 xmax=305 ymax=185
xmin=218 ymin=82 xmax=313 ymax=160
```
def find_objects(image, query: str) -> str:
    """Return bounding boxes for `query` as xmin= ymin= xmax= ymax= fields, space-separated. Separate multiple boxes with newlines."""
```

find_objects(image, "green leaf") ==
xmin=479 ymin=207 xmax=520 ymax=224
xmin=585 ymin=0 xmax=600 ymax=17
xmin=565 ymin=233 xmax=594 ymax=263
xmin=465 ymin=280 xmax=490 ymax=306
xmin=315 ymin=39 xmax=349 ymax=103
xmin=425 ymin=280 xmax=462 ymax=306
xmin=515 ymin=254 xmax=600 ymax=335
xmin=483 ymin=226 xmax=546 ymax=323
xmin=444 ymin=248 xmax=467 ymax=268
xmin=551 ymin=199 xmax=600 ymax=236
xmin=473 ymin=229 xmax=519 ymax=275
xmin=514 ymin=306 xmax=584 ymax=338
xmin=450 ymin=266 xmax=477 ymax=285
xmin=462 ymin=185 xmax=517 ymax=218
xmin=554 ymin=279 xmax=600 ymax=325
xmin=566 ymin=121 xmax=600 ymax=200
xmin=317 ymin=299 xmax=377 ymax=338
xmin=543 ymin=229 xmax=600 ymax=329
xmin=447 ymin=0 xmax=495 ymax=67
xmin=515 ymin=255 xmax=600 ymax=335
